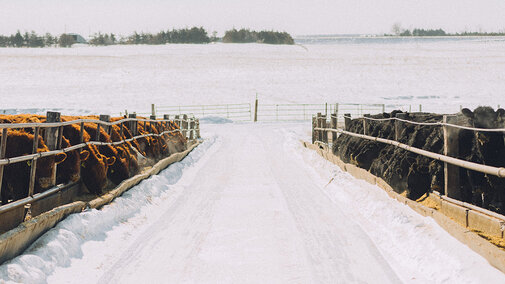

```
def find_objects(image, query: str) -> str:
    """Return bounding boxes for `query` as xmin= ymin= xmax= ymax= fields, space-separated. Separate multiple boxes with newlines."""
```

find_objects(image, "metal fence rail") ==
xmin=149 ymin=102 xmax=417 ymax=122
xmin=152 ymin=103 xmax=252 ymax=121
xmin=0 ymin=112 xmax=200 ymax=231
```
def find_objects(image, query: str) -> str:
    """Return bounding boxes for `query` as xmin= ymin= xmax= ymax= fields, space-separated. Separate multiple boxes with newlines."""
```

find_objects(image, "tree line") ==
xmin=388 ymin=24 xmax=505 ymax=37
xmin=222 ymin=29 xmax=294 ymax=45
xmin=0 ymin=27 xmax=295 ymax=48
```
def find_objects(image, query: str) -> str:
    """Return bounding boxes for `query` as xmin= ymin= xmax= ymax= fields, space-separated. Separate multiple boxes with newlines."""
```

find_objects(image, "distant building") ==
xmin=68 ymin=33 xmax=87 ymax=44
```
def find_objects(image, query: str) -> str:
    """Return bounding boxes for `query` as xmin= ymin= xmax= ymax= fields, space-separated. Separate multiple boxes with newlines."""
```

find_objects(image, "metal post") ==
xmin=0 ymin=128 xmax=7 ymax=203
xmin=344 ymin=113 xmax=351 ymax=132
xmin=444 ymin=115 xmax=460 ymax=199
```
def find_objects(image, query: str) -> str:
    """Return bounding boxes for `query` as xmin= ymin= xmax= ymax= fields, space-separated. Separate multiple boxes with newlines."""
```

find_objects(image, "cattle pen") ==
xmin=0 ymin=112 xmax=200 ymax=263
xmin=309 ymin=109 xmax=505 ymax=270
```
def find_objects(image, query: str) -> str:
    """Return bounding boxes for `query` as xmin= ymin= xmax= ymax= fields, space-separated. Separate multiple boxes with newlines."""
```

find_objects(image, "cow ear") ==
xmin=80 ymin=150 xmax=90 ymax=161
xmin=55 ymin=153 xmax=67 ymax=164
xmin=461 ymin=108 xmax=473 ymax=118
xmin=107 ymin=156 xmax=116 ymax=166
xmin=497 ymin=108 xmax=505 ymax=117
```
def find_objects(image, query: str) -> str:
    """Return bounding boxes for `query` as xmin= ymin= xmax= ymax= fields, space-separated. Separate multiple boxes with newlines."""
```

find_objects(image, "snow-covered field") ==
xmin=1 ymin=39 xmax=505 ymax=283
xmin=1 ymin=38 xmax=505 ymax=115
xmin=1 ymin=123 xmax=504 ymax=283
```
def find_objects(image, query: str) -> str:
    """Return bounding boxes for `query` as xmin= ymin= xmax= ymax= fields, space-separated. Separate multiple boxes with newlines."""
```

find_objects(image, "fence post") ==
xmin=28 ymin=127 xmax=40 ymax=197
xmin=312 ymin=115 xmax=317 ymax=144
xmin=96 ymin=114 xmax=112 ymax=136
xmin=44 ymin=111 xmax=61 ymax=189
xmin=322 ymin=115 xmax=328 ymax=143
xmin=45 ymin=112 xmax=60 ymax=151
xmin=363 ymin=114 xmax=370 ymax=135
xmin=151 ymin=104 xmax=156 ymax=117
xmin=316 ymin=113 xmax=323 ymax=142
xmin=344 ymin=113 xmax=351 ymax=131
xmin=189 ymin=119 xmax=195 ymax=140
xmin=196 ymin=118 xmax=200 ymax=139
xmin=419 ymin=104 xmax=422 ymax=112
xmin=182 ymin=114 xmax=188 ymax=138
xmin=382 ymin=104 xmax=385 ymax=113
xmin=128 ymin=113 xmax=137 ymax=136
xmin=444 ymin=115 xmax=460 ymax=199
xmin=254 ymin=98 xmax=258 ymax=122
xmin=335 ymin=103 xmax=339 ymax=127
xmin=0 ymin=128 xmax=7 ymax=203
xmin=325 ymin=103 xmax=328 ymax=117
xmin=163 ymin=114 xmax=170 ymax=132
xmin=331 ymin=112 xmax=337 ymax=145
xmin=395 ymin=113 xmax=407 ymax=141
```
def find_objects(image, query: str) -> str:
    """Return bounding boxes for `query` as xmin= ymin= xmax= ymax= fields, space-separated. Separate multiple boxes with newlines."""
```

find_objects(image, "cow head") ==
xmin=81 ymin=145 xmax=116 ymax=195
xmin=462 ymin=107 xmax=505 ymax=129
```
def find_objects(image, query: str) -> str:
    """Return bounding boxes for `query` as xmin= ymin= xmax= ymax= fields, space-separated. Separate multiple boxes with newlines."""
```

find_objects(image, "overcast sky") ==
xmin=1 ymin=0 xmax=505 ymax=37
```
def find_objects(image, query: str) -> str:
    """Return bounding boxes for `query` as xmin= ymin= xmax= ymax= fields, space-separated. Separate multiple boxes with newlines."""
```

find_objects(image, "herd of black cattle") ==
xmin=334 ymin=106 xmax=505 ymax=214
xmin=0 ymin=115 xmax=188 ymax=205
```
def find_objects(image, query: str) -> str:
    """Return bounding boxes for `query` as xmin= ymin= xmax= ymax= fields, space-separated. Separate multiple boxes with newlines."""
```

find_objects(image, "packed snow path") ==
xmin=1 ymin=123 xmax=505 ymax=283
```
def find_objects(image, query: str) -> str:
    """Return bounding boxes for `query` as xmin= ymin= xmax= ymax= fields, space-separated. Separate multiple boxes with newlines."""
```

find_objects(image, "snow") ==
xmin=1 ymin=39 xmax=505 ymax=116
xmin=1 ymin=123 xmax=504 ymax=283
xmin=1 ymin=39 xmax=505 ymax=282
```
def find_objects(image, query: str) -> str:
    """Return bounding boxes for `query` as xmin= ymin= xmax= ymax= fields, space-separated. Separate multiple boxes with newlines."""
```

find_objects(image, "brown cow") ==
xmin=1 ymin=130 xmax=66 ymax=203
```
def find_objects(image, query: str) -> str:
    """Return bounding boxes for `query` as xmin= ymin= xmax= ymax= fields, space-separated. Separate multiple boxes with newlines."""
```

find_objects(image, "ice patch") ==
xmin=199 ymin=116 xmax=233 ymax=124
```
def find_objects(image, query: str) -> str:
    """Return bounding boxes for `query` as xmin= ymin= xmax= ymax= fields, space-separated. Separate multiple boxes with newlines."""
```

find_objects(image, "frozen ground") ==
xmin=0 ymin=123 xmax=504 ymax=283
xmin=1 ymin=39 xmax=505 ymax=115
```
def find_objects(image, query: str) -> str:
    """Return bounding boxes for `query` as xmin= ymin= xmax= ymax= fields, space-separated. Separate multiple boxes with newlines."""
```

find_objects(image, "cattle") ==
xmin=60 ymin=120 xmax=115 ymax=195
xmin=334 ymin=106 xmax=505 ymax=213
xmin=1 ymin=130 xmax=66 ymax=203
xmin=56 ymin=137 xmax=90 ymax=185
xmin=459 ymin=107 xmax=505 ymax=213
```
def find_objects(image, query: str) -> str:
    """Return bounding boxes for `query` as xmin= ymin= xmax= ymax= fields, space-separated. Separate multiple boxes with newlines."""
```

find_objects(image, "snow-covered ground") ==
xmin=0 ymin=123 xmax=503 ymax=283
xmin=1 ymin=40 xmax=505 ymax=283
xmin=1 ymin=39 xmax=505 ymax=115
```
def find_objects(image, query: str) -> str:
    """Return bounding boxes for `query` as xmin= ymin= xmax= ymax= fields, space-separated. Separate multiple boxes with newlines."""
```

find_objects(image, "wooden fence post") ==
xmin=363 ymin=114 xmax=370 ymax=135
xmin=99 ymin=115 xmax=111 ymax=136
xmin=44 ymin=111 xmax=60 ymax=189
xmin=322 ymin=115 xmax=328 ymax=143
xmin=254 ymin=98 xmax=258 ymax=122
xmin=395 ymin=113 xmax=407 ymax=141
xmin=344 ymin=113 xmax=351 ymax=131
xmin=0 ymin=128 xmax=7 ymax=203
xmin=312 ymin=115 xmax=317 ymax=144
xmin=316 ymin=113 xmax=322 ymax=142
xmin=151 ymin=104 xmax=156 ymax=117
xmin=189 ymin=119 xmax=195 ymax=140
xmin=163 ymin=114 xmax=170 ymax=132
xmin=196 ymin=118 xmax=200 ymax=138
xmin=128 ymin=113 xmax=137 ymax=136
xmin=335 ymin=103 xmax=339 ymax=127
xmin=45 ymin=112 xmax=60 ymax=150
xmin=182 ymin=114 xmax=188 ymax=138
xmin=444 ymin=115 xmax=460 ymax=199
xmin=28 ymin=127 xmax=40 ymax=197
xmin=331 ymin=112 xmax=337 ymax=145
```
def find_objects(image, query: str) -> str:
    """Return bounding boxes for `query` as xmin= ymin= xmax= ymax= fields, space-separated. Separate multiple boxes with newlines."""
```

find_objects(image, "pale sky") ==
xmin=1 ymin=0 xmax=505 ymax=37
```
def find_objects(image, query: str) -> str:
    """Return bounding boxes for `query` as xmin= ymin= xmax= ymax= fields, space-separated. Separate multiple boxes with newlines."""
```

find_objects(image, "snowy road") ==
xmin=1 ymin=123 xmax=505 ymax=283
